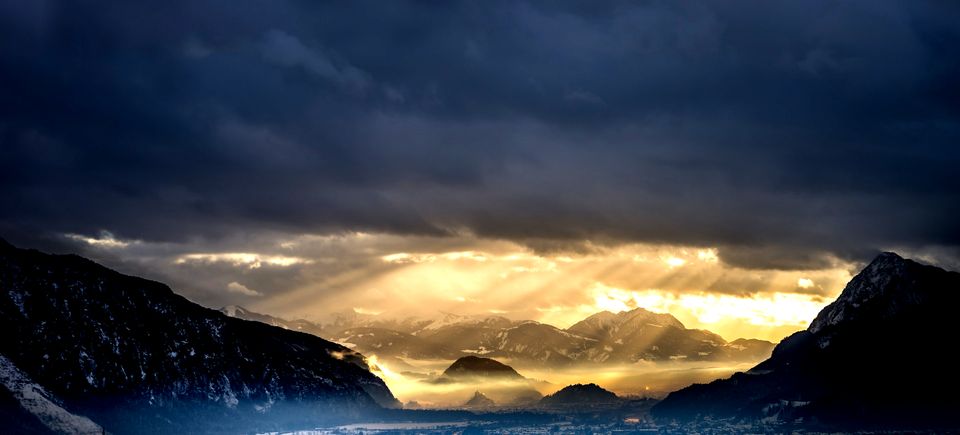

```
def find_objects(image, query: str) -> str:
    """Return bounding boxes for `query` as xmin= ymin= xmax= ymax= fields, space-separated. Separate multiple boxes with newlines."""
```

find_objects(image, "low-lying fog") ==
xmin=367 ymin=355 xmax=756 ymax=409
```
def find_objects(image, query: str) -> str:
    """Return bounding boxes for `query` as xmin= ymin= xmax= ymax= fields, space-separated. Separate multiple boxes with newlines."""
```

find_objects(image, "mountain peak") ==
xmin=463 ymin=390 xmax=496 ymax=408
xmin=808 ymin=251 xmax=931 ymax=334
xmin=873 ymin=251 xmax=904 ymax=260
xmin=862 ymin=251 xmax=908 ymax=274
xmin=624 ymin=307 xmax=684 ymax=328
xmin=653 ymin=252 xmax=960 ymax=428
xmin=441 ymin=356 xmax=523 ymax=379
xmin=540 ymin=383 xmax=620 ymax=406
xmin=566 ymin=306 xmax=684 ymax=341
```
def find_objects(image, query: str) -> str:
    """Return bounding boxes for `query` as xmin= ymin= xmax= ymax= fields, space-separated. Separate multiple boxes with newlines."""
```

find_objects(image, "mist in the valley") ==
xmin=368 ymin=355 xmax=755 ymax=408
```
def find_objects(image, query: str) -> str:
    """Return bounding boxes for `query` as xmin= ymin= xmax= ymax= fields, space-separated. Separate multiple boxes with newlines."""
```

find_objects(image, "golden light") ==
xmin=65 ymin=231 xmax=134 ymax=249
xmin=253 ymin=234 xmax=853 ymax=343
xmin=232 ymin=234 xmax=862 ymax=407
xmin=174 ymin=252 xmax=313 ymax=269
xmin=586 ymin=283 xmax=829 ymax=341
xmin=663 ymin=256 xmax=687 ymax=268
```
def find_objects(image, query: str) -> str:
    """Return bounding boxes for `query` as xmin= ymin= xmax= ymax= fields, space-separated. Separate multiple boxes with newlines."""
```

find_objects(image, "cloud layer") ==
xmin=50 ymin=231 xmax=852 ymax=341
xmin=2 ymin=0 xmax=959 ymax=272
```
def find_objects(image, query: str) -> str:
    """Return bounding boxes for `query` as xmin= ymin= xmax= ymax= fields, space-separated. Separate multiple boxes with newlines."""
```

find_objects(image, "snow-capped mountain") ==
xmin=0 ymin=239 xmax=398 ymax=434
xmin=652 ymin=252 xmax=960 ymax=430
xmin=566 ymin=307 xmax=772 ymax=363
xmin=568 ymin=308 xmax=685 ymax=339
xmin=226 ymin=305 xmax=774 ymax=366
xmin=220 ymin=304 xmax=327 ymax=337
xmin=334 ymin=327 xmax=462 ymax=360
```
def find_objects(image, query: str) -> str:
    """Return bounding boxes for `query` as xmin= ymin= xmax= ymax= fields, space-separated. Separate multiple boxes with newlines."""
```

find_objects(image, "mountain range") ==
xmin=652 ymin=252 xmax=960 ymax=430
xmin=0 ymin=239 xmax=398 ymax=434
xmin=9 ymin=238 xmax=953 ymax=432
xmin=222 ymin=305 xmax=775 ymax=367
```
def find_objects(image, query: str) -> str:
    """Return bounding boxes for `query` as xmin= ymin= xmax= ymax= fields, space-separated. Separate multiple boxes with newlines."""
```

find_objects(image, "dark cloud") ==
xmin=2 ymin=0 xmax=959 ymax=269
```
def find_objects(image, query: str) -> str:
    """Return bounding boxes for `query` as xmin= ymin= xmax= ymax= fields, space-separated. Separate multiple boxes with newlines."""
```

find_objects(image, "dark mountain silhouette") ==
xmin=440 ymin=356 xmax=524 ymax=380
xmin=462 ymin=391 xmax=496 ymax=408
xmin=435 ymin=356 xmax=544 ymax=405
xmin=0 ymin=239 xmax=398 ymax=434
xmin=653 ymin=252 xmax=960 ymax=430
xmin=540 ymin=383 xmax=620 ymax=406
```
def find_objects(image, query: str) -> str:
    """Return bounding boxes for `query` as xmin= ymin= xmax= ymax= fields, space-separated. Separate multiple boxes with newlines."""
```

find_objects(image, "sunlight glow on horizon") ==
xmin=590 ymin=283 xmax=825 ymax=328
xmin=359 ymin=351 xmax=757 ymax=407
xmin=254 ymin=237 xmax=853 ymax=343
xmin=65 ymin=229 xmax=854 ymax=343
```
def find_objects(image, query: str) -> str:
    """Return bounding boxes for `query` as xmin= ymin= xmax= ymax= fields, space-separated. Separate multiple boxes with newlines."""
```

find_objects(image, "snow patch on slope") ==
xmin=0 ymin=354 xmax=103 ymax=435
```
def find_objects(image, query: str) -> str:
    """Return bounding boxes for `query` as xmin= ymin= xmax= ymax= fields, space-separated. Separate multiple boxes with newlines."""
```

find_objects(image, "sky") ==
xmin=2 ymin=1 xmax=959 ymax=342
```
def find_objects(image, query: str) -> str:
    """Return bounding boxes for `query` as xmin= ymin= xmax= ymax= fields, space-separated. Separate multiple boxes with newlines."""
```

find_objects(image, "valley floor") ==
xmin=373 ymin=357 xmax=756 ymax=408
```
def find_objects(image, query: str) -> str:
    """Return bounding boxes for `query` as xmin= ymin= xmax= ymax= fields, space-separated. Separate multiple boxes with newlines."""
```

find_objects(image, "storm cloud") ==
xmin=2 ymin=0 xmax=960 ymax=270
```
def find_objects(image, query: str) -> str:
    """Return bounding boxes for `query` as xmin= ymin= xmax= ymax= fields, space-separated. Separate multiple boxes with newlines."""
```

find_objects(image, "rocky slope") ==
xmin=220 ymin=305 xmax=326 ymax=337
xmin=652 ymin=252 xmax=960 ymax=430
xmin=0 ymin=239 xmax=398 ymax=434
xmin=333 ymin=327 xmax=462 ymax=360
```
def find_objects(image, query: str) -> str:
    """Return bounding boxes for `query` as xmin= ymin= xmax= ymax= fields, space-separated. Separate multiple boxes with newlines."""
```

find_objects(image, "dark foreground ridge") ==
xmin=0 ymin=239 xmax=398 ymax=434
xmin=653 ymin=252 xmax=960 ymax=430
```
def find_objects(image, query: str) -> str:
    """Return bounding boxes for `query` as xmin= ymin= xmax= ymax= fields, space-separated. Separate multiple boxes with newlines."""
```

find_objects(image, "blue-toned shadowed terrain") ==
xmin=4 ymin=239 xmax=960 ymax=433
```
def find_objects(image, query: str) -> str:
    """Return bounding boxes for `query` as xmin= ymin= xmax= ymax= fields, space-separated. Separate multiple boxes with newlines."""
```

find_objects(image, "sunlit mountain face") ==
xmin=2 ymin=0 xmax=960 ymax=432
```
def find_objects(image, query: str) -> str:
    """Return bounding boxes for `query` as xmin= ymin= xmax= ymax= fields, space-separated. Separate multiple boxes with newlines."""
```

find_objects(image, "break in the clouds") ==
xmin=44 ymin=230 xmax=853 ymax=341
xmin=2 ymin=0 xmax=960 ymax=268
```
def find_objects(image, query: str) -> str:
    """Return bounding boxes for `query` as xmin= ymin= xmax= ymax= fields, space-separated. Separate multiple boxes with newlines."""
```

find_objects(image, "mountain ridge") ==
xmin=652 ymin=252 xmax=960 ymax=429
xmin=223 ymin=305 xmax=775 ymax=366
xmin=0 ymin=240 xmax=399 ymax=434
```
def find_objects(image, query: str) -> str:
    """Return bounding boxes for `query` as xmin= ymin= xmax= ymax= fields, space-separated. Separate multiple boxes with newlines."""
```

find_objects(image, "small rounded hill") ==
xmin=441 ymin=356 xmax=524 ymax=379
xmin=540 ymin=383 xmax=620 ymax=406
